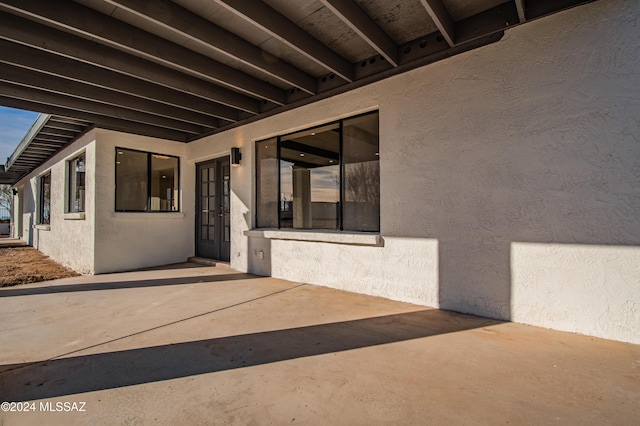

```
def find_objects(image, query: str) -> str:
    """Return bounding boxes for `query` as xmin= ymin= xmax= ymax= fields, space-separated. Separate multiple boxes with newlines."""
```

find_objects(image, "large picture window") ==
xmin=115 ymin=148 xmax=179 ymax=212
xmin=256 ymin=111 xmax=379 ymax=232
xmin=68 ymin=153 xmax=85 ymax=213
xmin=39 ymin=172 xmax=51 ymax=225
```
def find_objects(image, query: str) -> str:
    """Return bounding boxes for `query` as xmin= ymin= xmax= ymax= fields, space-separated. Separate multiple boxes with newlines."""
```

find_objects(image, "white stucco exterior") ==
xmin=11 ymin=0 xmax=639 ymax=343
xmin=14 ymin=131 xmax=97 ymax=274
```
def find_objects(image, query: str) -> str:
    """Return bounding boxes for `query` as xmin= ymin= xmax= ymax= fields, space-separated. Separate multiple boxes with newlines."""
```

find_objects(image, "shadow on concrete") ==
xmin=0 ymin=273 xmax=260 ymax=298
xmin=0 ymin=309 xmax=501 ymax=401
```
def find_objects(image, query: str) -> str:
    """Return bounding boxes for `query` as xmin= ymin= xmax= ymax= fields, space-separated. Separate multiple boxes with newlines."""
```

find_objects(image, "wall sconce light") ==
xmin=12 ymin=188 xmax=18 ymax=195
xmin=231 ymin=147 xmax=242 ymax=166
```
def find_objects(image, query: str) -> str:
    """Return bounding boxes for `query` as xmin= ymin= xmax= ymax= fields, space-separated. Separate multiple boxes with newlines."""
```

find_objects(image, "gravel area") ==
xmin=0 ymin=247 xmax=80 ymax=287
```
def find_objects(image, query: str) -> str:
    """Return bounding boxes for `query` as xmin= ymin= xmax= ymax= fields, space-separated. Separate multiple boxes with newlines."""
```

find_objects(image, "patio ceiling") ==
xmin=0 ymin=0 xmax=594 ymax=183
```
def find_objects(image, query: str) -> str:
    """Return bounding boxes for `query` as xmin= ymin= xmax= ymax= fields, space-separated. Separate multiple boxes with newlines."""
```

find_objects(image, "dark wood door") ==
xmin=196 ymin=157 xmax=231 ymax=261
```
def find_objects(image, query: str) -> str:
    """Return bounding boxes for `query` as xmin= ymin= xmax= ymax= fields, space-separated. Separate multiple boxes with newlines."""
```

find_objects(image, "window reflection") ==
xmin=280 ymin=123 xmax=340 ymax=229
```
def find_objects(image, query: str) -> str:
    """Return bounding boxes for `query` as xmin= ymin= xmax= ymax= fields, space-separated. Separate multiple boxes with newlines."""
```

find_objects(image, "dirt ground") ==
xmin=0 ymin=247 xmax=80 ymax=287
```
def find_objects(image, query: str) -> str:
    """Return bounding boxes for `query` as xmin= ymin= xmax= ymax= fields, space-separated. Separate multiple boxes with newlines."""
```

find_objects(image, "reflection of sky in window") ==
xmin=280 ymin=162 xmax=339 ymax=203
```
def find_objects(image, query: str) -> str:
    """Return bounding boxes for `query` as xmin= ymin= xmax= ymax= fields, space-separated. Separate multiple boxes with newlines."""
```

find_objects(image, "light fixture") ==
xmin=231 ymin=147 xmax=242 ymax=166
xmin=300 ymin=153 xmax=305 ymax=157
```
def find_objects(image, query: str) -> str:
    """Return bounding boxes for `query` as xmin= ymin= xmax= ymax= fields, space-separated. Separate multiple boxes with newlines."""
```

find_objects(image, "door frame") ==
xmin=195 ymin=156 xmax=231 ymax=261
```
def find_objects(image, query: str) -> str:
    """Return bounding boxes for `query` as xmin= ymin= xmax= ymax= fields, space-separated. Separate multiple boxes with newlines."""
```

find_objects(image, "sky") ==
xmin=0 ymin=106 xmax=40 ymax=165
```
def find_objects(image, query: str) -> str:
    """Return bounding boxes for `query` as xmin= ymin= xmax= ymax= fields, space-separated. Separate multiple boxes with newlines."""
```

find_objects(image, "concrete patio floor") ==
xmin=0 ymin=263 xmax=638 ymax=425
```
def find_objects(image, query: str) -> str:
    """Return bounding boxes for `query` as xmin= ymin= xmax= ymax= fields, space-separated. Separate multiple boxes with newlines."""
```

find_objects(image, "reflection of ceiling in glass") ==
xmin=281 ymin=123 xmax=339 ymax=168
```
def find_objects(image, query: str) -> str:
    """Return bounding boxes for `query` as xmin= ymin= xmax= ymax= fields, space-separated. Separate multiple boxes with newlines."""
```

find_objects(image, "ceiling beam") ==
xmin=0 ymin=96 xmax=188 ymax=142
xmin=515 ymin=0 xmax=526 ymax=22
xmin=36 ymin=128 xmax=78 ymax=138
xmin=0 ymin=12 xmax=260 ymax=114
xmin=0 ymin=40 xmax=239 ymax=122
xmin=418 ymin=0 xmax=455 ymax=47
xmin=526 ymin=0 xmax=594 ymax=20
xmin=0 ymin=83 xmax=203 ymax=135
xmin=0 ymin=63 xmax=220 ymax=128
xmin=213 ymin=0 xmax=355 ymax=82
xmin=320 ymin=0 xmax=398 ymax=66
xmin=455 ymin=2 xmax=519 ymax=44
xmin=29 ymin=134 xmax=68 ymax=143
xmin=0 ymin=0 xmax=286 ymax=105
xmin=40 ymin=121 xmax=85 ymax=132
xmin=104 ymin=0 xmax=316 ymax=95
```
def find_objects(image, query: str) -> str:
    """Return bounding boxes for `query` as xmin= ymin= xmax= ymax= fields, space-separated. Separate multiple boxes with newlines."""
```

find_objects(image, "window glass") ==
xmin=343 ymin=113 xmax=380 ymax=231
xmin=68 ymin=153 xmax=85 ymax=213
xmin=116 ymin=149 xmax=147 ymax=211
xmin=115 ymin=149 xmax=179 ymax=212
xmin=40 ymin=173 xmax=51 ymax=224
xmin=151 ymin=154 xmax=178 ymax=211
xmin=281 ymin=123 xmax=340 ymax=229
xmin=255 ymin=111 xmax=379 ymax=232
xmin=255 ymin=138 xmax=278 ymax=228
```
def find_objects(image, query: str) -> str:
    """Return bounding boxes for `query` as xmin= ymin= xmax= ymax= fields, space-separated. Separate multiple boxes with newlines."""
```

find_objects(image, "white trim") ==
xmin=111 ymin=212 xmax=185 ymax=220
xmin=244 ymin=229 xmax=383 ymax=246
xmin=34 ymin=224 xmax=50 ymax=231
xmin=63 ymin=212 xmax=85 ymax=220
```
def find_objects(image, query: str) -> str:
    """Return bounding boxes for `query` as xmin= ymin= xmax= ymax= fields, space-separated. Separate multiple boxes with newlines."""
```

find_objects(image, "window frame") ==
xmin=114 ymin=147 xmax=180 ymax=213
xmin=255 ymin=110 xmax=379 ymax=232
xmin=67 ymin=152 xmax=86 ymax=213
xmin=39 ymin=171 xmax=51 ymax=225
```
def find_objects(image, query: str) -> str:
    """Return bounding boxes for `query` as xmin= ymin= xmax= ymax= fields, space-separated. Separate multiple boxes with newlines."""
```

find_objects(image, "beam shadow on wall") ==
xmin=0 ymin=309 xmax=502 ymax=401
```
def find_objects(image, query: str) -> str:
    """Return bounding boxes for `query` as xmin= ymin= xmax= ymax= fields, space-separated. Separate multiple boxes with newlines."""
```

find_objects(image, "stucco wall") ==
xmin=190 ymin=0 xmax=640 ymax=343
xmin=13 ymin=132 xmax=97 ymax=274
xmin=92 ymin=129 xmax=193 ymax=273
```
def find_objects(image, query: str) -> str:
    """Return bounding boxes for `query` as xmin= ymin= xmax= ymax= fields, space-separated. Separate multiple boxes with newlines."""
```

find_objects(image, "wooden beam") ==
xmin=0 ymin=83 xmax=203 ymax=135
xmin=0 ymin=0 xmax=286 ymax=104
xmin=213 ymin=0 xmax=355 ymax=82
xmin=0 ymin=40 xmax=239 ymax=122
xmin=30 ymin=133 xmax=68 ymax=143
xmin=320 ymin=0 xmax=398 ymax=66
xmin=36 ymin=128 xmax=77 ymax=138
xmin=455 ymin=2 xmax=519 ymax=45
xmin=40 ymin=121 xmax=84 ymax=132
xmin=526 ymin=0 xmax=594 ymax=20
xmin=515 ymin=0 xmax=526 ymax=22
xmin=418 ymin=0 xmax=455 ymax=47
xmin=0 ymin=96 xmax=188 ymax=142
xmin=104 ymin=0 xmax=316 ymax=95
xmin=0 ymin=63 xmax=220 ymax=128
xmin=0 ymin=12 xmax=260 ymax=113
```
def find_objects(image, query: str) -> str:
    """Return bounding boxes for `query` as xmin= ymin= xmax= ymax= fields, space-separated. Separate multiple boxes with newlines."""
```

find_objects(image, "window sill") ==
xmin=35 ymin=224 xmax=50 ymax=231
xmin=244 ymin=229 xmax=383 ymax=247
xmin=111 ymin=212 xmax=185 ymax=219
xmin=64 ymin=212 xmax=85 ymax=220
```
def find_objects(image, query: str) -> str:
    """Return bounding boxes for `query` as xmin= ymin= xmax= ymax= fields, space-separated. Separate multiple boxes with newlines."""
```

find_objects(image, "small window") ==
xmin=255 ymin=111 xmax=380 ymax=232
xmin=68 ymin=153 xmax=85 ymax=213
xmin=115 ymin=148 xmax=179 ymax=212
xmin=39 ymin=173 xmax=51 ymax=225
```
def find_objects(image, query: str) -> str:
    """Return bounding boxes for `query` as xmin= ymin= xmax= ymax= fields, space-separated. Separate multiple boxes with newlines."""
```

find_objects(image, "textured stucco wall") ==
xmin=13 ymin=132 xmax=97 ymax=273
xmin=190 ymin=0 xmax=639 ymax=343
xmin=7 ymin=0 xmax=638 ymax=343
xmin=93 ymin=129 xmax=193 ymax=273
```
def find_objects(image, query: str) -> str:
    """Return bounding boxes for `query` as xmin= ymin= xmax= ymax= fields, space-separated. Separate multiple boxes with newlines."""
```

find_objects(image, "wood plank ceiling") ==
xmin=0 ymin=0 xmax=594 ymax=144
